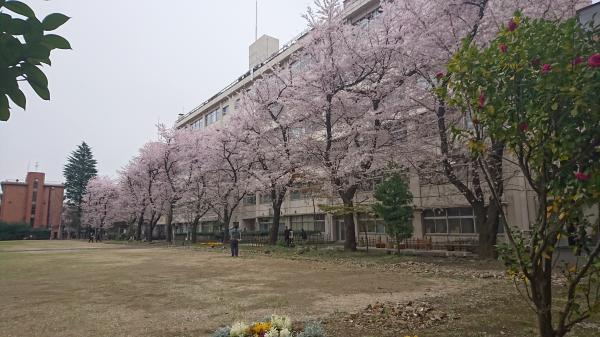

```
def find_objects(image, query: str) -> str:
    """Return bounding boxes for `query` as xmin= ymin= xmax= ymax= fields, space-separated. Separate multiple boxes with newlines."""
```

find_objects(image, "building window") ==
xmin=200 ymin=221 xmax=220 ymax=233
xmin=234 ymin=99 xmax=241 ymax=110
xmin=258 ymin=217 xmax=272 ymax=232
xmin=205 ymin=109 xmax=220 ymax=126
xmin=290 ymin=214 xmax=325 ymax=232
xmin=359 ymin=176 xmax=383 ymax=192
xmin=243 ymin=193 xmax=256 ymax=206
xmin=423 ymin=207 xmax=476 ymax=234
xmin=259 ymin=193 xmax=272 ymax=204
xmin=357 ymin=213 xmax=386 ymax=233
xmin=222 ymin=105 xmax=229 ymax=116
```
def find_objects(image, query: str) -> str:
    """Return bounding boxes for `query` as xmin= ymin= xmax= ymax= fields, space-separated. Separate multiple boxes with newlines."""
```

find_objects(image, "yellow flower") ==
xmin=250 ymin=321 xmax=272 ymax=335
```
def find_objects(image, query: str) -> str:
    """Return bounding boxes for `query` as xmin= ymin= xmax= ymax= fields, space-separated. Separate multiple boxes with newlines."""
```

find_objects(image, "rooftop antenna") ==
xmin=34 ymin=162 xmax=39 ymax=171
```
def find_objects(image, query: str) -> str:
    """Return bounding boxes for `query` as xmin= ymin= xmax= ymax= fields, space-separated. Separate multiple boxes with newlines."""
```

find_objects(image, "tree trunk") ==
xmin=136 ymin=214 xmax=144 ymax=241
xmin=191 ymin=215 xmax=200 ymax=243
xmin=165 ymin=203 xmax=174 ymax=243
xmin=269 ymin=191 xmax=285 ymax=245
xmin=475 ymin=203 xmax=500 ymax=259
xmin=532 ymin=261 xmax=555 ymax=337
xmin=147 ymin=213 xmax=156 ymax=243
xmin=340 ymin=193 xmax=357 ymax=251
xmin=76 ymin=205 xmax=82 ymax=239
xmin=222 ymin=207 xmax=230 ymax=243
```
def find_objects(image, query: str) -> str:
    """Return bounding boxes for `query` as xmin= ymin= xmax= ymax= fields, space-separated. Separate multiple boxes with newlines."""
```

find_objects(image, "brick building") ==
xmin=0 ymin=172 xmax=65 ymax=239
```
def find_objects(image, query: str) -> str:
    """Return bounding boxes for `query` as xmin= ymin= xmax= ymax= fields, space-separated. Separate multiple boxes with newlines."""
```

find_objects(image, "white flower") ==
xmin=270 ymin=314 xmax=292 ymax=330
xmin=279 ymin=328 xmax=291 ymax=337
xmin=265 ymin=327 xmax=279 ymax=337
xmin=229 ymin=321 xmax=249 ymax=337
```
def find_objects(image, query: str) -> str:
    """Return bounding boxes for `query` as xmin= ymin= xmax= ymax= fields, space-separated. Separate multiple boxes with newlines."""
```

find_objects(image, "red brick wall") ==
xmin=1 ymin=173 xmax=64 ymax=236
xmin=0 ymin=183 xmax=28 ymax=224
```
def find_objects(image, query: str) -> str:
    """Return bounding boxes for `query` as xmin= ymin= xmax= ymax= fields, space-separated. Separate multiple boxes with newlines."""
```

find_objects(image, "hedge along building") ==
xmin=171 ymin=0 xmax=593 ymax=246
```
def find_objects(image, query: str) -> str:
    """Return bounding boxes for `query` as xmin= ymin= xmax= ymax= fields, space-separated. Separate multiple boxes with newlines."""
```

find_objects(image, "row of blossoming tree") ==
xmin=81 ymin=0 xmax=590 ymax=253
xmin=81 ymin=1 xmax=598 ymax=335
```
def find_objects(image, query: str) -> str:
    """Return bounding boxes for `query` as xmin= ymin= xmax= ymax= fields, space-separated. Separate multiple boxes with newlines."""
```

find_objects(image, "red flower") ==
xmin=541 ymin=64 xmax=552 ymax=74
xmin=574 ymin=171 xmax=591 ymax=181
xmin=588 ymin=54 xmax=600 ymax=68
xmin=572 ymin=56 xmax=584 ymax=66
xmin=518 ymin=122 xmax=529 ymax=131
xmin=508 ymin=19 xmax=518 ymax=32
xmin=478 ymin=93 xmax=486 ymax=108
xmin=436 ymin=72 xmax=445 ymax=80
xmin=499 ymin=43 xmax=508 ymax=53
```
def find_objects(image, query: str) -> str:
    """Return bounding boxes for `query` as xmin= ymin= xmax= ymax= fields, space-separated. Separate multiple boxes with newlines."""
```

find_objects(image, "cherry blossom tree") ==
xmin=81 ymin=176 xmax=120 ymax=237
xmin=201 ymin=126 xmax=252 ymax=242
xmin=284 ymin=0 xmax=406 ymax=251
xmin=118 ymin=142 xmax=168 ymax=242
xmin=381 ymin=0 xmax=586 ymax=258
xmin=157 ymin=126 xmax=191 ymax=243
xmin=175 ymin=128 xmax=212 ymax=243
xmin=235 ymin=68 xmax=307 ymax=245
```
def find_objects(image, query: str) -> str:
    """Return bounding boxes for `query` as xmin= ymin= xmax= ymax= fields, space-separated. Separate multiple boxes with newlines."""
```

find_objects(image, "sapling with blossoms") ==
xmin=381 ymin=0 xmax=586 ymax=258
xmin=446 ymin=16 xmax=600 ymax=337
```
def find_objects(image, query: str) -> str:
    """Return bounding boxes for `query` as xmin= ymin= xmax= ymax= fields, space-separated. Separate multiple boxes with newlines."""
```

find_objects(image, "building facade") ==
xmin=0 ymin=172 xmax=65 ymax=239
xmin=171 ymin=0 xmax=595 ymax=245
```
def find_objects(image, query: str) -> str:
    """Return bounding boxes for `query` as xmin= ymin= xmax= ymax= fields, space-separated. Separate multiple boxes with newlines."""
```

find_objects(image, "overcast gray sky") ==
xmin=0 ymin=0 xmax=312 ymax=182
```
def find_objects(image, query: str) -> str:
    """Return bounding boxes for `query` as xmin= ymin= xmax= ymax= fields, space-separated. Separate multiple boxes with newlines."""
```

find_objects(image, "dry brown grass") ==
xmin=0 ymin=241 xmax=464 ymax=337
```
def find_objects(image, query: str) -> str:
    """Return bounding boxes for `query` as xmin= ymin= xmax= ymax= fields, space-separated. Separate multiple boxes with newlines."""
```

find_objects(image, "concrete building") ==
xmin=0 ymin=172 xmax=65 ymax=239
xmin=171 ymin=0 xmax=595 ymax=246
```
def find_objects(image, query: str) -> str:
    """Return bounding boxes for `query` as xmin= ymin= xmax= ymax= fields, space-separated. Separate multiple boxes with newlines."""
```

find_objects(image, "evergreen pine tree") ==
xmin=372 ymin=173 xmax=413 ymax=254
xmin=63 ymin=142 xmax=97 ymax=237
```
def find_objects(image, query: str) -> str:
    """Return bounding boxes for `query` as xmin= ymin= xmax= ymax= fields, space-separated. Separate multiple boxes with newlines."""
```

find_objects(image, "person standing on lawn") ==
xmin=230 ymin=225 xmax=241 ymax=257
xmin=284 ymin=226 xmax=290 ymax=247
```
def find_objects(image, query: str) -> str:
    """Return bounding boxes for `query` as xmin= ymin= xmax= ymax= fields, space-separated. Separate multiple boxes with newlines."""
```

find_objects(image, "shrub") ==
xmin=297 ymin=322 xmax=327 ymax=337
xmin=0 ymin=222 xmax=50 ymax=241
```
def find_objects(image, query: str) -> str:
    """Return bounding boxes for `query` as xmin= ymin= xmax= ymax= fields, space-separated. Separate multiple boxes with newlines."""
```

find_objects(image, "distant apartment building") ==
xmin=0 ymin=172 xmax=64 ymax=239
xmin=172 ymin=0 xmax=595 ymax=244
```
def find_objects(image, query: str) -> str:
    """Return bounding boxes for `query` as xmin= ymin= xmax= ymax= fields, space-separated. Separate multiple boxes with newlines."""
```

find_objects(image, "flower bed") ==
xmin=212 ymin=315 xmax=326 ymax=337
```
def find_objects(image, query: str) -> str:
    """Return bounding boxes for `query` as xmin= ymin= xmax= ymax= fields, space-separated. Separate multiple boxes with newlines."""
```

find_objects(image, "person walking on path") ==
xmin=300 ymin=228 xmax=307 ymax=244
xmin=88 ymin=231 xmax=94 ymax=243
xmin=230 ymin=226 xmax=241 ymax=257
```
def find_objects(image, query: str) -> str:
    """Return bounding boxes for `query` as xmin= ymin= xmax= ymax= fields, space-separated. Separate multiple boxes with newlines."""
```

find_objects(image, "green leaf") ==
xmin=6 ymin=17 xmax=27 ymax=34
xmin=4 ymin=1 xmax=35 ymax=18
xmin=41 ymin=34 xmax=71 ymax=50
xmin=7 ymin=87 xmax=26 ymax=109
xmin=42 ymin=13 xmax=70 ymax=31
xmin=0 ymin=95 xmax=10 ymax=121
xmin=28 ymin=81 xmax=50 ymax=100
xmin=21 ymin=63 xmax=48 ymax=87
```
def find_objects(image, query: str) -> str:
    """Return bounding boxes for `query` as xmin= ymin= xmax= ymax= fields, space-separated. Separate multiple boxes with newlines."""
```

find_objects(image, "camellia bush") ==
xmin=0 ymin=0 xmax=70 ymax=121
xmin=445 ymin=14 xmax=599 ymax=337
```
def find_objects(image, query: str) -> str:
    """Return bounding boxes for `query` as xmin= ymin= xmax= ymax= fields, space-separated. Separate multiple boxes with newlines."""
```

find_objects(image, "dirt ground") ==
xmin=0 ymin=241 xmax=465 ymax=337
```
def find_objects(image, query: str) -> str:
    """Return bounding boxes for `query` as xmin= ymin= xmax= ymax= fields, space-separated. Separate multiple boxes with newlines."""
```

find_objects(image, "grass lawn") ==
xmin=0 ymin=241 xmax=598 ymax=337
